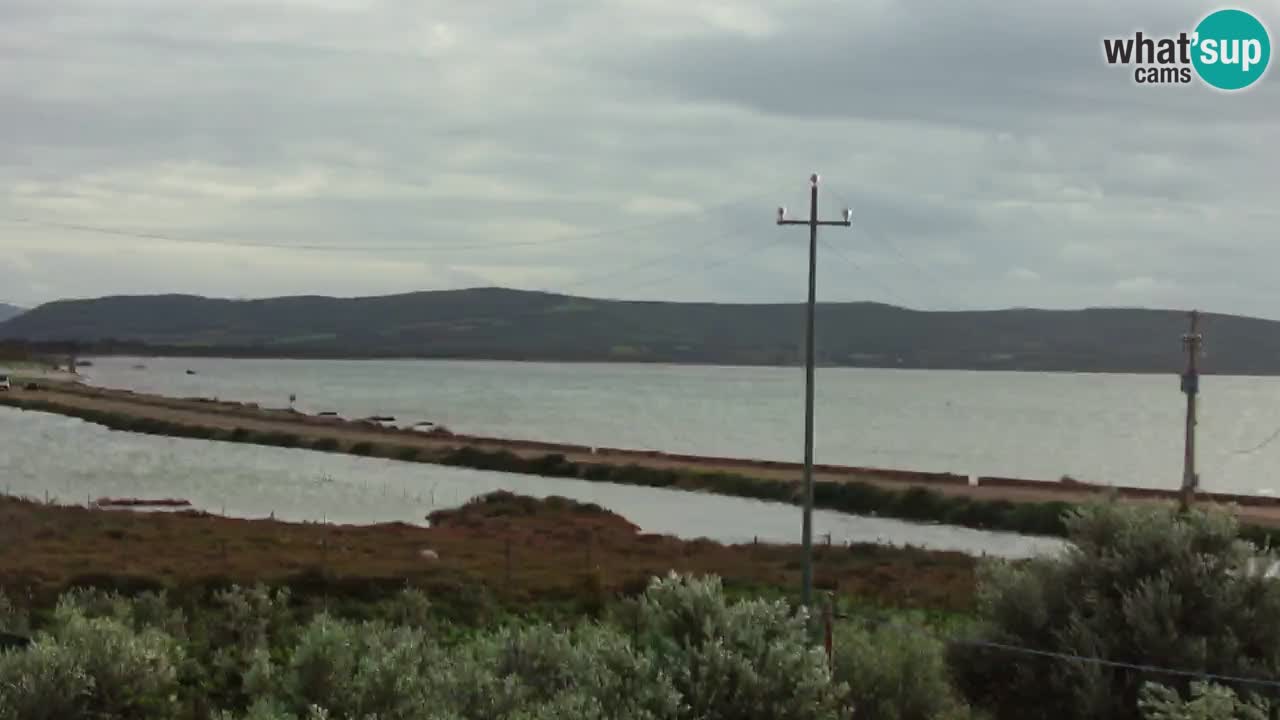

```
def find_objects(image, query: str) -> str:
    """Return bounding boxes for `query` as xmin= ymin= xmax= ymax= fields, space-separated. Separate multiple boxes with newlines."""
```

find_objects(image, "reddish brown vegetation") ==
xmin=0 ymin=492 xmax=976 ymax=612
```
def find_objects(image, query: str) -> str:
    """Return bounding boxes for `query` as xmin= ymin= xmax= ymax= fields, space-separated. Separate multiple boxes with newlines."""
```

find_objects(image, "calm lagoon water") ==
xmin=75 ymin=356 xmax=1280 ymax=495
xmin=0 ymin=407 xmax=1063 ymax=558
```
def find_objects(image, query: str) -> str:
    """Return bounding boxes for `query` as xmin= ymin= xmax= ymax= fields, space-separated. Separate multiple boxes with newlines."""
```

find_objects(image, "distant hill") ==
xmin=0 ymin=304 xmax=23 ymax=323
xmin=0 ymin=287 xmax=1275 ymax=374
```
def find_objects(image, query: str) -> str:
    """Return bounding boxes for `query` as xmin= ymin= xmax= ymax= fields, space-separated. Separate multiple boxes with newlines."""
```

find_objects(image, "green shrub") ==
xmin=349 ymin=442 xmax=376 ymax=456
xmin=701 ymin=472 xmax=794 ymax=501
xmin=128 ymin=417 xmax=167 ymax=435
xmin=195 ymin=585 xmax=295 ymax=712
xmin=815 ymin=481 xmax=894 ymax=516
xmin=1004 ymin=501 xmax=1070 ymax=536
xmin=528 ymin=453 xmax=578 ymax=477
xmin=1140 ymin=681 xmax=1272 ymax=720
xmin=580 ymin=464 xmax=614 ymax=482
xmin=376 ymin=588 xmax=433 ymax=629
xmin=833 ymin=619 xmax=970 ymax=720
xmin=258 ymin=432 xmax=300 ymax=448
xmin=183 ymin=425 xmax=217 ymax=440
xmin=0 ymin=604 xmax=186 ymax=720
xmin=230 ymin=428 xmax=251 ymax=442
xmin=0 ymin=642 xmax=92 ymax=720
xmin=893 ymin=486 xmax=949 ymax=521
xmin=311 ymin=437 xmax=340 ymax=452
xmin=282 ymin=616 xmax=438 ymax=718
xmin=395 ymin=446 xmax=420 ymax=462
xmin=608 ymin=465 xmax=679 ymax=488
xmin=446 ymin=622 xmax=680 ymax=719
xmin=634 ymin=572 xmax=848 ymax=720
xmin=0 ymin=590 xmax=30 ymax=635
xmin=442 ymin=447 xmax=522 ymax=470
xmin=950 ymin=502 xmax=1280 ymax=720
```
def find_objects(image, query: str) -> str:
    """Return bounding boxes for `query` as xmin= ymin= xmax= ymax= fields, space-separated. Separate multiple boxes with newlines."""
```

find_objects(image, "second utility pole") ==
xmin=1180 ymin=309 xmax=1202 ymax=511
xmin=777 ymin=173 xmax=851 ymax=610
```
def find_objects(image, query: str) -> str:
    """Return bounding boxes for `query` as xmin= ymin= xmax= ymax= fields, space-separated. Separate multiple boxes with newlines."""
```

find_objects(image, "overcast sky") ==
xmin=1 ymin=0 xmax=1277 ymax=316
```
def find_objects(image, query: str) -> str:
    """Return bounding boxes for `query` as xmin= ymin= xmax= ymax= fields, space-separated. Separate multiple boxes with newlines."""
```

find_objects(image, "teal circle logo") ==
xmin=1192 ymin=9 xmax=1271 ymax=90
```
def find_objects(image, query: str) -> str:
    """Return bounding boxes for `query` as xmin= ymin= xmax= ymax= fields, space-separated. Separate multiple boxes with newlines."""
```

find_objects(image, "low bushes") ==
xmin=253 ymin=432 xmax=300 ymax=449
xmin=833 ymin=618 xmax=971 ymax=720
xmin=310 ymin=437 xmax=340 ymax=452
xmin=2 ymin=574 xmax=968 ymax=720
xmin=0 ymin=601 xmax=185 ymax=720
xmin=950 ymin=503 xmax=1280 ymax=720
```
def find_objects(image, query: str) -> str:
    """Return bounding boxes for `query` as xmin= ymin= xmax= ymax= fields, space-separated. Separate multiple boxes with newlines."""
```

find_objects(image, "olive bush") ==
xmin=0 ymin=642 xmax=91 ymax=720
xmin=832 ymin=619 xmax=970 ymax=720
xmin=0 ymin=605 xmax=183 ymax=720
xmin=53 ymin=587 xmax=186 ymax=637
xmin=445 ymin=622 xmax=681 ymax=720
xmin=282 ymin=617 xmax=438 ymax=719
xmin=1140 ymin=682 xmax=1271 ymax=720
xmin=0 ymin=590 xmax=28 ymax=635
xmin=950 ymin=501 xmax=1280 ymax=720
xmin=0 ymin=570 xmax=1001 ymax=720
xmin=634 ymin=572 xmax=847 ymax=720
xmin=220 ymin=573 xmax=846 ymax=720
xmin=198 ymin=585 xmax=295 ymax=710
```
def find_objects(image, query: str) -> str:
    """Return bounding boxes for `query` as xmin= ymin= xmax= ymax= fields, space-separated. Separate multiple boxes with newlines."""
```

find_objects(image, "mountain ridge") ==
xmin=0 ymin=303 xmax=24 ymax=323
xmin=0 ymin=287 xmax=1273 ymax=374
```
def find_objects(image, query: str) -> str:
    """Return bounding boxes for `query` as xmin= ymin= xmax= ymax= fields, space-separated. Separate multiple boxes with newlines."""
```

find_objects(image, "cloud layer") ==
xmin=1 ymin=0 xmax=1277 ymax=317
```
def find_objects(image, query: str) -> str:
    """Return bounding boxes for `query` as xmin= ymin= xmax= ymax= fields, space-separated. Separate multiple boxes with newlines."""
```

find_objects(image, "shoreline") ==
xmin=9 ymin=346 xmax=1280 ymax=377
xmin=5 ymin=379 xmax=1280 ymax=534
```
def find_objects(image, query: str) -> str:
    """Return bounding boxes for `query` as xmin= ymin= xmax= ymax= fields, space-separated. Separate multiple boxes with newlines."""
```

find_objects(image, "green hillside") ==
xmin=0 ymin=287 xmax=1273 ymax=373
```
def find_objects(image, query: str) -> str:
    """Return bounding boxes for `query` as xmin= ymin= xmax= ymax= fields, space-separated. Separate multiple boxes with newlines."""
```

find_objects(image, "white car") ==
xmin=0 ymin=374 xmax=9 ymax=391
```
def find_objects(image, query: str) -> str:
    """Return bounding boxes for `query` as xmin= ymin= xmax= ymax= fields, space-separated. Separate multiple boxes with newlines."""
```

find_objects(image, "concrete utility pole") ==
xmin=776 ymin=174 xmax=851 ymax=610
xmin=1180 ymin=310 xmax=1202 ymax=512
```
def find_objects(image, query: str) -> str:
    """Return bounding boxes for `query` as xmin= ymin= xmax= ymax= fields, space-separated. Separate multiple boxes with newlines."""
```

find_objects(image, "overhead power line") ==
xmin=817 ymin=237 xmax=914 ymax=309
xmin=819 ymin=183 xmax=959 ymax=308
xmin=952 ymin=638 xmax=1280 ymax=691
xmin=603 ymin=233 xmax=794 ymax=297
xmin=843 ymin=604 xmax=1280 ymax=692
xmin=0 ymin=182 xmax=789 ymax=256
xmin=1227 ymin=426 xmax=1280 ymax=457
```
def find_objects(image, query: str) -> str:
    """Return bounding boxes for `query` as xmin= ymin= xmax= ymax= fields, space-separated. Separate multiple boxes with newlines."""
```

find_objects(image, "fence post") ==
xmin=505 ymin=537 xmax=513 ymax=584
xmin=823 ymin=592 xmax=835 ymax=671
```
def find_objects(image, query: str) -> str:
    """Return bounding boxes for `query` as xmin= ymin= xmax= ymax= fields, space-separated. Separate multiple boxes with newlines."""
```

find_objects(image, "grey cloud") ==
xmin=0 ymin=0 xmax=1278 ymax=320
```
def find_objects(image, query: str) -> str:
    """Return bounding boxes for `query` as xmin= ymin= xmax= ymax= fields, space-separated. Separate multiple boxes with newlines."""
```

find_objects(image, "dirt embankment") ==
xmin=5 ymin=380 xmax=1280 ymax=527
